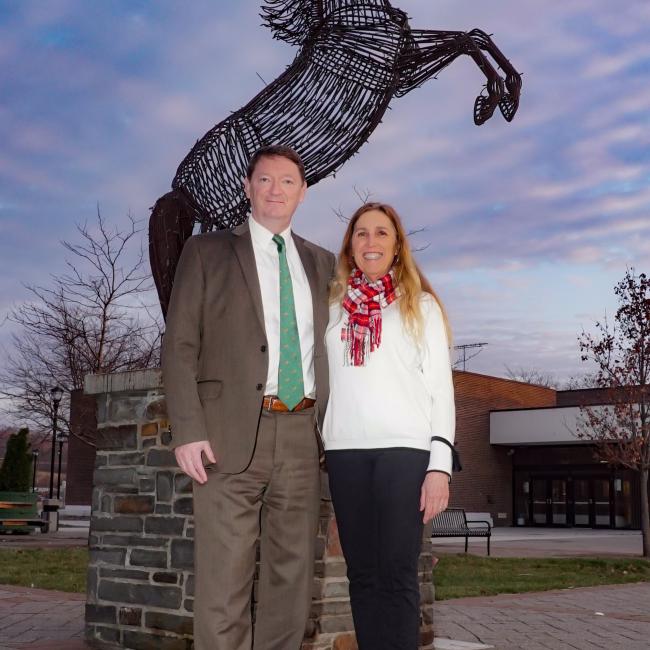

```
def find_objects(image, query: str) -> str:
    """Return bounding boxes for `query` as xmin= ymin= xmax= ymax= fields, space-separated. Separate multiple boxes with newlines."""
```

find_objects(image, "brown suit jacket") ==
xmin=161 ymin=220 xmax=336 ymax=473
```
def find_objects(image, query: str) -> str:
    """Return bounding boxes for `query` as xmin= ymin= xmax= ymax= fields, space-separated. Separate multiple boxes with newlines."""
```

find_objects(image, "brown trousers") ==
xmin=192 ymin=408 xmax=320 ymax=650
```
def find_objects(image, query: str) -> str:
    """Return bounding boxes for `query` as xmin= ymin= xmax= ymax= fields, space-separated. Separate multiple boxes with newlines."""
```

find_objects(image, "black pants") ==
xmin=326 ymin=448 xmax=429 ymax=650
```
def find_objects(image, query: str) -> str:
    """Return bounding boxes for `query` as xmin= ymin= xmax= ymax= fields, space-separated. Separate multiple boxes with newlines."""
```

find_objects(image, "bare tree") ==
xmin=332 ymin=187 xmax=429 ymax=252
xmin=577 ymin=268 xmax=650 ymax=557
xmin=561 ymin=373 xmax=599 ymax=390
xmin=504 ymin=365 xmax=559 ymax=389
xmin=0 ymin=211 xmax=162 ymax=444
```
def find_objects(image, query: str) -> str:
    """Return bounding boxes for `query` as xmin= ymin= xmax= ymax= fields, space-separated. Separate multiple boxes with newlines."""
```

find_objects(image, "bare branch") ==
xmin=576 ymin=268 xmax=650 ymax=555
xmin=0 ymin=210 xmax=162 ymax=444
xmin=504 ymin=364 xmax=559 ymax=389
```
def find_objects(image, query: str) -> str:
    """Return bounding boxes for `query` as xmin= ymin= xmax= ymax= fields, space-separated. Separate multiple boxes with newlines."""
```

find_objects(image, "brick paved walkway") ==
xmin=434 ymin=582 xmax=650 ymax=650
xmin=0 ymin=581 xmax=648 ymax=649
xmin=0 ymin=585 xmax=89 ymax=650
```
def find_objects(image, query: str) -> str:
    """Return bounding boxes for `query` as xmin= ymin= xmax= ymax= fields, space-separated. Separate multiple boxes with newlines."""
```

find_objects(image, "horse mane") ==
xmin=260 ymin=0 xmax=323 ymax=45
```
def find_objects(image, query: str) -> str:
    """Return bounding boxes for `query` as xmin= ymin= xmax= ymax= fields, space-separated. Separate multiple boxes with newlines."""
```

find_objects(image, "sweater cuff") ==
xmin=427 ymin=441 xmax=452 ymax=476
xmin=425 ymin=469 xmax=452 ymax=482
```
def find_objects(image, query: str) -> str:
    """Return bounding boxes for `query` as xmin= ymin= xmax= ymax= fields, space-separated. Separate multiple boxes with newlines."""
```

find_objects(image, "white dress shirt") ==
xmin=322 ymin=293 xmax=456 ymax=474
xmin=249 ymin=216 xmax=315 ymax=398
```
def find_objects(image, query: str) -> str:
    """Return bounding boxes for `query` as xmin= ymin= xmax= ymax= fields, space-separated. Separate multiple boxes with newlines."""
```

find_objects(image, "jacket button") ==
xmin=256 ymin=383 xmax=263 ymax=391
xmin=260 ymin=345 xmax=267 ymax=352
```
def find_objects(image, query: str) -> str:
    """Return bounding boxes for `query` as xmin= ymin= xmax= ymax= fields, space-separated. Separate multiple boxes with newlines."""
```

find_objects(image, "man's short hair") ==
xmin=246 ymin=145 xmax=306 ymax=183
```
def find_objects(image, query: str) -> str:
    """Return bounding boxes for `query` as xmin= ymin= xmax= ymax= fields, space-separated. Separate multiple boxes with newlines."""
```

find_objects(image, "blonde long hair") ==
xmin=330 ymin=202 xmax=452 ymax=345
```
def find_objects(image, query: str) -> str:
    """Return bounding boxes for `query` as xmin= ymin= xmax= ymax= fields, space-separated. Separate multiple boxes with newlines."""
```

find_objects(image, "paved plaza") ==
xmin=0 ymin=529 xmax=647 ymax=649
xmin=434 ymin=582 xmax=650 ymax=650
xmin=0 ymin=584 xmax=87 ymax=650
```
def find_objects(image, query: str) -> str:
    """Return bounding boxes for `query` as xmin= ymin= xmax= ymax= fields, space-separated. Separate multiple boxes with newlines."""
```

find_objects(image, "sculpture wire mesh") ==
xmin=150 ymin=0 xmax=522 ymax=317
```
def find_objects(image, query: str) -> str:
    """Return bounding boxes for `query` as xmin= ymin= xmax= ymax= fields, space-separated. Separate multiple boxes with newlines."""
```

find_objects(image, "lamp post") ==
xmin=31 ymin=450 xmax=39 ymax=492
xmin=49 ymin=386 xmax=63 ymax=499
xmin=56 ymin=433 xmax=67 ymax=500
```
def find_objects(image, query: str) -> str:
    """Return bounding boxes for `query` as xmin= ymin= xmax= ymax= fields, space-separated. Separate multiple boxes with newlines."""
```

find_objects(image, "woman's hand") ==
xmin=420 ymin=471 xmax=449 ymax=523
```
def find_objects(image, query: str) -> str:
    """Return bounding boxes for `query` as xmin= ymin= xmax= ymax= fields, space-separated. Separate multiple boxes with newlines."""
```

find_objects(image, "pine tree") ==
xmin=0 ymin=428 xmax=32 ymax=492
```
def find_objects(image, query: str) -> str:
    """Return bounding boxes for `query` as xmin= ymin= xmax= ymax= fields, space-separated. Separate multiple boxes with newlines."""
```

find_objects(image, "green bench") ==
xmin=0 ymin=492 xmax=47 ymax=533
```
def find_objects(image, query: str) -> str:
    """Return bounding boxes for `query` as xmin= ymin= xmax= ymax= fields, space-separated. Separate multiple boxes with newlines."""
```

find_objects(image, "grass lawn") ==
xmin=0 ymin=548 xmax=88 ymax=593
xmin=434 ymin=554 xmax=650 ymax=600
xmin=0 ymin=548 xmax=648 ymax=600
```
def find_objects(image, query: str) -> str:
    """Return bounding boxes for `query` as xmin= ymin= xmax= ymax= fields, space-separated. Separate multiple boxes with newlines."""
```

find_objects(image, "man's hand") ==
xmin=420 ymin=471 xmax=449 ymax=524
xmin=174 ymin=441 xmax=216 ymax=484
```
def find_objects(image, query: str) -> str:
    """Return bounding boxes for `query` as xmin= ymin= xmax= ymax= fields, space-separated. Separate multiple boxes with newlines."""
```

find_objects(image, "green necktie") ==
xmin=272 ymin=234 xmax=305 ymax=410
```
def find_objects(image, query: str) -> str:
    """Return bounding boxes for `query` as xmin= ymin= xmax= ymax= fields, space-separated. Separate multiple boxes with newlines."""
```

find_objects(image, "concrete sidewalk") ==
xmin=0 ymin=529 xmax=89 ymax=550
xmin=432 ymin=528 xmax=644 ymax=558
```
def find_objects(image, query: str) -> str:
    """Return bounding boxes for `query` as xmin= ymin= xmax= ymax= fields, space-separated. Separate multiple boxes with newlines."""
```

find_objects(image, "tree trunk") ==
xmin=641 ymin=468 xmax=650 ymax=558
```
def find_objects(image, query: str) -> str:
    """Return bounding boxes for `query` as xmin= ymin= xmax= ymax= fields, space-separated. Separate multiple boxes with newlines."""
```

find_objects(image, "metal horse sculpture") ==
xmin=150 ymin=0 xmax=522 ymax=316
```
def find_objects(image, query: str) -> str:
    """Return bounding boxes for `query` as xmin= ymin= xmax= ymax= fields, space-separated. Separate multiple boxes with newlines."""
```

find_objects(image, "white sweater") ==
xmin=322 ymin=293 xmax=456 ymax=475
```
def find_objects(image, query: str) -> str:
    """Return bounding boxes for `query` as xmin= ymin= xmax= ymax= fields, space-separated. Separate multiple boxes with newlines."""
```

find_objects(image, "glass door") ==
xmin=531 ymin=477 xmax=549 ymax=525
xmin=570 ymin=476 xmax=613 ymax=527
xmin=593 ymin=478 xmax=612 ymax=527
xmin=550 ymin=479 xmax=568 ymax=525
xmin=530 ymin=477 xmax=569 ymax=526
xmin=573 ymin=478 xmax=591 ymax=527
xmin=614 ymin=477 xmax=633 ymax=528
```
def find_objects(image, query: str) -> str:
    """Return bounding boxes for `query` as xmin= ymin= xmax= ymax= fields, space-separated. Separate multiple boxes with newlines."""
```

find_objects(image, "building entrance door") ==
xmin=572 ymin=478 xmax=591 ymax=527
xmin=516 ymin=468 xmax=637 ymax=528
xmin=570 ymin=477 xmax=612 ymax=527
xmin=531 ymin=477 xmax=568 ymax=526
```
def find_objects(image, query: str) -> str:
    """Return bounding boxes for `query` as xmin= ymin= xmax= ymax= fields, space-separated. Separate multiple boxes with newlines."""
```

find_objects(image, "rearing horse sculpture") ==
xmin=150 ymin=0 xmax=522 ymax=316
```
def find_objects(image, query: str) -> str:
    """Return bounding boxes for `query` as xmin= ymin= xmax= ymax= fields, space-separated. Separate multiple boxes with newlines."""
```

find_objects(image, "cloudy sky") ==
xmin=1 ymin=0 xmax=649 ymax=384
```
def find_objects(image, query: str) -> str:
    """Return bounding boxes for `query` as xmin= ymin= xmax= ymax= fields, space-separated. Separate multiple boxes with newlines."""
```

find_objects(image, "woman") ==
xmin=322 ymin=202 xmax=456 ymax=649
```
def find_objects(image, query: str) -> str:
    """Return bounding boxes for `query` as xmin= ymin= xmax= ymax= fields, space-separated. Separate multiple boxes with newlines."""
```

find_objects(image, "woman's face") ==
xmin=350 ymin=209 xmax=398 ymax=281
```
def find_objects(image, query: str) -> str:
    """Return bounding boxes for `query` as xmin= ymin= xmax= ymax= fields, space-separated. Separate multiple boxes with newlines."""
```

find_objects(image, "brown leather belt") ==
xmin=262 ymin=395 xmax=316 ymax=413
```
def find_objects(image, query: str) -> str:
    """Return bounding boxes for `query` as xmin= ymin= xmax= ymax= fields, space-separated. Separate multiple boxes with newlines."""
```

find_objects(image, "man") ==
xmin=162 ymin=145 xmax=335 ymax=650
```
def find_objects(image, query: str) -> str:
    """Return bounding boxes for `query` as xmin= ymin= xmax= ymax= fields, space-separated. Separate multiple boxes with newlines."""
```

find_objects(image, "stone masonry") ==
xmin=85 ymin=369 xmax=435 ymax=649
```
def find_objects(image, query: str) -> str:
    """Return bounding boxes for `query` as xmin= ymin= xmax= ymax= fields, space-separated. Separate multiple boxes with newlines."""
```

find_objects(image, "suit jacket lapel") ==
xmin=231 ymin=221 xmax=266 ymax=335
xmin=293 ymin=233 xmax=327 ymax=357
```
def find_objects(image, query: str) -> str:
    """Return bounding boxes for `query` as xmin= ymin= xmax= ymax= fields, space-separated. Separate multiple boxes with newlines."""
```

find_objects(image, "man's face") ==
xmin=244 ymin=155 xmax=307 ymax=233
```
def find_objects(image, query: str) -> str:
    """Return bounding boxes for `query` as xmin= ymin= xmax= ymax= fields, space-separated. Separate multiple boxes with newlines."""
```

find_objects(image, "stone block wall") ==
xmin=85 ymin=369 xmax=435 ymax=649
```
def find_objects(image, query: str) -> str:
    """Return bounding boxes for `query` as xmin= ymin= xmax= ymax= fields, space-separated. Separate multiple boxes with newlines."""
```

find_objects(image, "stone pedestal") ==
xmin=84 ymin=369 xmax=434 ymax=649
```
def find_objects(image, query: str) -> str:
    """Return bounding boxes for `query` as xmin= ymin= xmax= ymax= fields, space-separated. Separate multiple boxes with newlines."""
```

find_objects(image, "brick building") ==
xmin=491 ymin=386 xmax=645 ymax=529
xmin=68 ymin=371 xmax=646 ymax=529
xmin=448 ymin=371 xmax=555 ymax=526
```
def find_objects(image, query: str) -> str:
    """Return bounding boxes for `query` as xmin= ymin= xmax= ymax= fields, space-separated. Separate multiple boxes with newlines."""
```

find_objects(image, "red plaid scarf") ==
xmin=341 ymin=268 xmax=399 ymax=366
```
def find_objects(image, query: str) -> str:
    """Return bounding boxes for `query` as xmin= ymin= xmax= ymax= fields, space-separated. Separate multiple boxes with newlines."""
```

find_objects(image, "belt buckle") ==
xmin=264 ymin=395 xmax=285 ymax=412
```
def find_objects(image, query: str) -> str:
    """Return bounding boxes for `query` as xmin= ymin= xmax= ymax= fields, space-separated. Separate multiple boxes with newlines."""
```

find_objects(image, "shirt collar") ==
xmin=249 ymin=216 xmax=292 ymax=251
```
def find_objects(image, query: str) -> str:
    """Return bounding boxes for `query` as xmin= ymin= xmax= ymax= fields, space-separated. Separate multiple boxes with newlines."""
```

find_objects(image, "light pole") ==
xmin=49 ymin=386 xmax=63 ymax=499
xmin=31 ymin=450 xmax=39 ymax=492
xmin=56 ymin=433 xmax=67 ymax=500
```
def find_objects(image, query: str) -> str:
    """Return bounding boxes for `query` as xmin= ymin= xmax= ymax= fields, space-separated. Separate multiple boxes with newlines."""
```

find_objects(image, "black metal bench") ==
xmin=0 ymin=497 xmax=47 ymax=533
xmin=430 ymin=508 xmax=491 ymax=555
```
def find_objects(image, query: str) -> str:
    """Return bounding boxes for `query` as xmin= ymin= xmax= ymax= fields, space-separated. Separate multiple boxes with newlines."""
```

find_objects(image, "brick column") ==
xmin=84 ymin=369 xmax=435 ymax=649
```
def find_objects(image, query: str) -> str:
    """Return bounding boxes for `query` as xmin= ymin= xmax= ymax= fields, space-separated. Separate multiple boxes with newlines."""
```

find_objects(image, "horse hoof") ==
xmin=474 ymin=95 xmax=497 ymax=126
xmin=499 ymin=94 xmax=519 ymax=122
